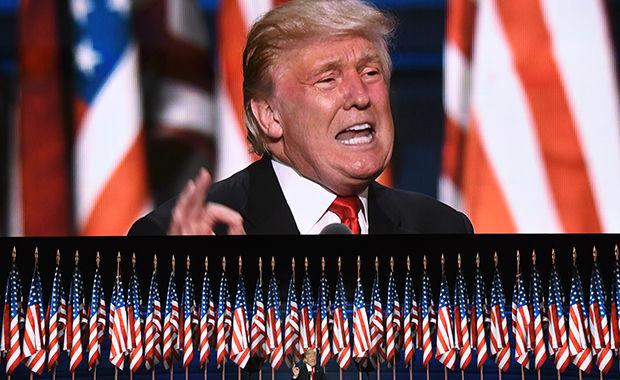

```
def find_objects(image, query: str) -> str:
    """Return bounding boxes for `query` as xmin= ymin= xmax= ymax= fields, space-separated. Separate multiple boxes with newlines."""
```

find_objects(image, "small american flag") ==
xmin=251 ymin=278 xmax=267 ymax=359
xmin=489 ymin=268 xmax=510 ymax=372
xmin=144 ymin=268 xmax=162 ymax=370
xmin=109 ymin=275 xmax=128 ymax=370
xmin=266 ymin=273 xmax=284 ymax=369
xmin=88 ymin=267 xmax=106 ymax=369
xmin=1 ymin=263 xmax=22 ymax=374
xmin=471 ymin=267 xmax=488 ymax=368
xmin=436 ymin=272 xmax=456 ymax=370
xmin=180 ymin=268 xmax=196 ymax=368
xmin=589 ymin=258 xmax=614 ymax=373
xmin=454 ymin=267 xmax=472 ymax=369
xmin=317 ymin=271 xmax=331 ymax=367
xmin=199 ymin=269 xmax=216 ymax=368
xmin=420 ymin=267 xmax=435 ymax=368
xmin=230 ymin=274 xmax=250 ymax=368
xmin=352 ymin=278 xmax=371 ymax=362
xmin=547 ymin=262 xmax=569 ymax=372
xmin=23 ymin=265 xmax=45 ymax=374
xmin=332 ymin=272 xmax=351 ymax=369
xmin=67 ymin=267 xmax=85 ymax=372
xmin=163 ymin=270 xmax=179 ymax=369
xmin=402 ymin=269 xmax=418 ymax=367
xmin=369 ymin=273 xmax=385 ymax=363
xmin=513 ymin=272 xmax=531 ymax=368
xmin=611 ymin=255 xmax=620 ymax=363
xmin=216 ymin=270 xmax=232 ymax=368
xmin=529 ymin=263 xmax=546 ymax=370
xmin=46 ymin=264 xmax=66 ymax=369
xmin=568 ymin=266 xmax=593 ymax=373
xmin=299 ymin=271 xmax=315 ymax=352
xmin=284 ymin=276 xmax=300 ymax=367
xmin=127 ymin=270 xmax=143 ymax=372
xmin=385 ymin=271 xmax=399 ymax=365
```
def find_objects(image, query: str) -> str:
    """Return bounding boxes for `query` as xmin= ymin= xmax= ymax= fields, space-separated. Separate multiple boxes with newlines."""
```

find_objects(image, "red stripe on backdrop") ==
xmin=81 ymin=131 xmax=150 ymax=235
xmin=445 ymin=0 xmax=476 ymax=58
xmin=462 ymin=115 xmax=515 ymax=232
xmin=441 ymin=118 xmax=464 ymax=184
xmin=495 ymin=0 xmax=601 ymax=232
xmin=217 ymin=0 xmax=250 ymax=144
xmin=18 ymin=0 xmax=72 ymax=235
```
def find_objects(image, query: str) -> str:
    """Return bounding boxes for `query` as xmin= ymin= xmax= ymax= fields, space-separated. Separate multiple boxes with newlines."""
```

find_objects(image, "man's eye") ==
xmin=318 ymin=77 xmax=335 ymax=84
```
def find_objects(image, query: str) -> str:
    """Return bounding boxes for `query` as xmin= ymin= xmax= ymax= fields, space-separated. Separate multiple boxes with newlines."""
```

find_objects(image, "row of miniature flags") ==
xmin=1 ymin=247 xmax=620 ymax=379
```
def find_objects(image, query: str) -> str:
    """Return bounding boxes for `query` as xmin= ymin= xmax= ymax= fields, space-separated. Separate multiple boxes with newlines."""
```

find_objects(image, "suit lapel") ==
xmin=243 ymin=156 xmax=300 ymax=234
xmin=368 ymin=183 xmax=417 ymax=234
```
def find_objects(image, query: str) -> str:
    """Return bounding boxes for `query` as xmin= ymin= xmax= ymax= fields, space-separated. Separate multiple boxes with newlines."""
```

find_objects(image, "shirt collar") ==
xmin=271 ymin=158 xmax=368 ymax=234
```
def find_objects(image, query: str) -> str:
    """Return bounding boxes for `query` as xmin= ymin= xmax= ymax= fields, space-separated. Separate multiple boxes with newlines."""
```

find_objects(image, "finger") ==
xmin=202 ymin=203 xmax=245 ymax=235
xmin=188 ymin=168 xmax=212 ymax=212
xmin=168 ymin=179 xmax=196 ymax=234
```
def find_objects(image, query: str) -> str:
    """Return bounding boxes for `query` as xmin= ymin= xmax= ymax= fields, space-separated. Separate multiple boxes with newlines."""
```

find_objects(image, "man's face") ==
xmin=267 ymin=35 xmax=394 ymax=195
xmin=304 ymin=350 xmax=317 ymax=366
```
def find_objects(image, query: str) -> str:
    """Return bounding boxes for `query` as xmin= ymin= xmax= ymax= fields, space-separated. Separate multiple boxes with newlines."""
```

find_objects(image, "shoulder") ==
xmin=370 ymin=183 xmax=474 ymax=233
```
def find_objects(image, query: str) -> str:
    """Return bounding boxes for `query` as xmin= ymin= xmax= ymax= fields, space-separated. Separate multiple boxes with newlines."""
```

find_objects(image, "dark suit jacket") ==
xmin=292 ymin=361 xmax=327 ymax=380
xmin=129 ymin=156 xmax=473 ymax=235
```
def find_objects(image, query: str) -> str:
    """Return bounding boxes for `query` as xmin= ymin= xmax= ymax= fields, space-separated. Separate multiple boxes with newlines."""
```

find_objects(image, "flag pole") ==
xmin=171 ymin=255 xmax=176 ymax=380
xmin=423 ymin=255 xmax=429 ymax=380
xmin=259 ymin=257 xmax=263 ymax=380
xmin=339 ymin=257 xmax=343 ymax=380
xmin=516 ymin=251 xmax=524 ymax=380
xmin=410 ymin=360 xmax=412 ymax=380
xmin=132 ymin=254 xmax=138 ymax=380
xmin=406 ymin=257 xmax=413 ymax=380
xmin=153 ymin=254 xmax=158 ymax=380
xmin=441 ymin=254 xmax=447 ymax=380
xmin=492 ymin=253 xmax=501 ymax=380
xmin=53 ymin=249 xmax=60 ymax=380
xmin=94 ymin=251 xmax=101 ymax=380
xmin=115 ymin=252 xmax=121 ymax=380
xmin=357 ymin=256 xmax=362 ymax=380
xmin=187 ymin=256 xmax=192 ymax=380
xmin=29 ymin=248 xmax=38 ymax=380
xmin=375 ymin=257 xmax=380 ymax=380
xmin=238 ymin=256 xmax=243 ymax=380
xmin=393 ymin=358 xmax=396 ymax=380
xmin=223 ymin=256 xmax=227 ymax=380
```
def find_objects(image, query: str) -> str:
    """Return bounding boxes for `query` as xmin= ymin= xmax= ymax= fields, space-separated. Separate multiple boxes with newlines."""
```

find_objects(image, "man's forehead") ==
xmin=280 ymin=36 xmax=383 ymax=73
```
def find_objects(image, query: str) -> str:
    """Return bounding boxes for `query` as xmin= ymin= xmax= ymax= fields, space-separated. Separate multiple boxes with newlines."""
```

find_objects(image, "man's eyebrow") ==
xmin=309 ymin=60 xmax=343 ymax=77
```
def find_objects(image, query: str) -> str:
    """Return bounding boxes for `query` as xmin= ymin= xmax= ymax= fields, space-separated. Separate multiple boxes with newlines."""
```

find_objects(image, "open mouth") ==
xmin=335 ymin=123 xmax=375 ymax=145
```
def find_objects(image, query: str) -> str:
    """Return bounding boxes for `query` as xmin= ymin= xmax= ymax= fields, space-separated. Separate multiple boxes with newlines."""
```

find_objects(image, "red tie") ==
xmin=311 ymin=367 xmax=314 ymax=380
xmin=328 ymin=196 xmax=362 ymax=234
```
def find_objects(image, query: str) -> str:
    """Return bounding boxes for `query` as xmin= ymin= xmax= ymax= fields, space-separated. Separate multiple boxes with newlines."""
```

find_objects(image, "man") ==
xmin=292 ymin=349 xmax=326 ymax=380
xmin=129 ymin=0 xmax=473 ymax=235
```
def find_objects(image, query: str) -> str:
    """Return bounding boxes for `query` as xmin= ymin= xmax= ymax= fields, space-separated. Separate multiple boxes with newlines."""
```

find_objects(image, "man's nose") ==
xmin=343 ymin=72 xmax=370 ymax=110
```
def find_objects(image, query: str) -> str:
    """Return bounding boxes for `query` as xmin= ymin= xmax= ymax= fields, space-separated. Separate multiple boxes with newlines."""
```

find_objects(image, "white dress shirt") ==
xmin=271 ymin=159 xmax=369 ymax=234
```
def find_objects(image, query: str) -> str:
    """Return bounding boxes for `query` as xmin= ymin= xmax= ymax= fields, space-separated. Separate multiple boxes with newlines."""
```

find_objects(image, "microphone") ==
xmin=319 ymin=223 xmax=352 ymax=235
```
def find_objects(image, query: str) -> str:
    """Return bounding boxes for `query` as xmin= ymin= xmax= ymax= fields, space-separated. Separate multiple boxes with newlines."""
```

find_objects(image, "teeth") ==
xmin=340 ymin=133 xmax=373 ymax=145
xmin=345 ymin=123 xmax=371 ymax=131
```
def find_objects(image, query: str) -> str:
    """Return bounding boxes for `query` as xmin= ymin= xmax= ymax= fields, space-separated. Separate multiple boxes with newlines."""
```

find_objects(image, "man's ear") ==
xmin=250 ymin=98 xmax=283 ymax=139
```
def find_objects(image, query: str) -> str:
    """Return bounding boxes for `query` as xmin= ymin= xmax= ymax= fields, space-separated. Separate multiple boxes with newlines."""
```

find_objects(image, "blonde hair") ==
xmin=242 ymin=0 xmax=397 ymax=155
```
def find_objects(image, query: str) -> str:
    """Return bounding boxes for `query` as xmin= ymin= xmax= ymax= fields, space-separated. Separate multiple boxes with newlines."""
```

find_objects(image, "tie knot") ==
xmin=329 ymin=196 xmax=361 ymax=219
xmin=328 ymin=196 xmax=362 ymax=234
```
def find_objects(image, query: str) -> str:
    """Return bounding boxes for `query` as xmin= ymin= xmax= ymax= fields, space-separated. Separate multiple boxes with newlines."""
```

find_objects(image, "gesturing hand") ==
xmin=168 ymin=168 xmax=246 ymax=235
xmin=292 ymin=364 xmax=300 ymax=378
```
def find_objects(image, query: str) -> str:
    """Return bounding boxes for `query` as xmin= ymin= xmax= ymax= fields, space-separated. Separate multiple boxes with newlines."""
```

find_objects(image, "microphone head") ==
xmin=320 ymin=223 xmax=353 ymax=235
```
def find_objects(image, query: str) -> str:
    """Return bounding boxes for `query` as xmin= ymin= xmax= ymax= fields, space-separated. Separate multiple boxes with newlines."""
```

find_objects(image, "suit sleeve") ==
xmin=127 ymin=214 xmax=168 ymax=236
xmin=460 ymin=211 xmax=474 ymax=233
